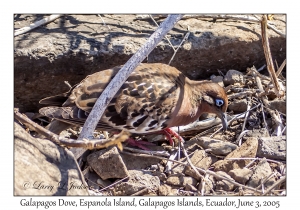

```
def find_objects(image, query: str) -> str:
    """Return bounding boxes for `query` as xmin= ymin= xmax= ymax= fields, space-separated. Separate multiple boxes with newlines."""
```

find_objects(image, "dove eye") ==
xmin=215 ymin=99 xmax=224 ymax=107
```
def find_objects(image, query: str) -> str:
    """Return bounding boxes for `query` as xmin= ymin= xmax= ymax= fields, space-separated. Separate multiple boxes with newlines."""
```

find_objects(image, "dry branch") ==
xmin=14 ymin=108 xmax=129 ymax=150
xmin=73 ymin=14 xmax=183 ymax=159
xmin=261 ymin=15 xmax=284 ymax=98
xmin=276 ymin=59 xmax=286 ymax=76
xmin=14 ymin=15 xmax=62 ymax=36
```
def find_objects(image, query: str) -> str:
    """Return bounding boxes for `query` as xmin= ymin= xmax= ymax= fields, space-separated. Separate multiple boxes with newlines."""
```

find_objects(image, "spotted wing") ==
xmin=40 ymin=63 xmax=185 ymax=133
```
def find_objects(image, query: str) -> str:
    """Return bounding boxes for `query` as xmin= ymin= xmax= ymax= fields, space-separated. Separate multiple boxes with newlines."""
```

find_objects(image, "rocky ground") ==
xmin=14 ymin=14 xmax=286 ymax=196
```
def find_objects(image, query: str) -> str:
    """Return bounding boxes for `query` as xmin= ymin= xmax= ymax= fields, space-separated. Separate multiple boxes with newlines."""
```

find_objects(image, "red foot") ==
xmin=162 ymin=128 xmax=185 ymax=146
xmin=126 ymin=138 xmax=156 ymax=150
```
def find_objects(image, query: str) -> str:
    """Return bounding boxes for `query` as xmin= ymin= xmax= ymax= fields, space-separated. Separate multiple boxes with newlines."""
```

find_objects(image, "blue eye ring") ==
xmin=215 ymin=99 xmax=224 ymax=107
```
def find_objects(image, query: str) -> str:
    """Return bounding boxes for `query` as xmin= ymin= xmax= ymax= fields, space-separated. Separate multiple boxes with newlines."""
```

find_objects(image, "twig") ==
xmin=64 ymin=81 xmax=72 ymax=88
xmin=261 ymin=15 xmax=284 ymax=98
xmin=149 ymin=15 xmax=175 ymax=51
xmin=168 ymin=31 xmax=190 ymax=65
xmin=98 ymin=176 xmax=129 ymax=192
xmin=265 ymin=107 xmax=284 ymax=136
xmin=14 ymin=15 xmax=62 ymax=36
xmin=257 ymin=64 xmax=266 ymax=71
xmin=274 ymin=110 xmax=283 ymax=136
xmin=200 ymin=174 xmax=209 ymax=195
xmin=165 ymin=150 xmax=179 ymax=173
xmin=227 ymin=90 xmax=255 ymax=100
xmin=251 ymin=66 xmax=270 ymax=107
xmin=262 ymin=176 xmax=286 ymax=195
xmin=261 ymin=178 xmax=265 ymax=194
xmin=237 ymin=130 xmax=250 ymax=147
xmin=260 ymin=101 xmax=270 ymax=136
xmin=254 ymin=15 xmax=286 ymax=38
xmin=256 ymin=172 xmax=277 ymax=191
xmin=98 ymin=14 xmax=111 ymax=30
xmin=281 ymin=126 xmax=286 ymax=135
xmin=180 ymin=141 xmax=205 ymax=180
xmin=123 ymin=146 xmax=170 ymax=157
xmin=248 ymin=66 xmax=271 ymax=81
xmin=131 ymin=187 xmax=149 ymax=196
xmin=209 ymin=104 xmax=261 ymax=138
xmin=276 ymin=59 xmax=286 ymax=76
xmin=241 ymin=101 xmax=251 ymax=132
xmin=170 ymin=115 xmax=233 ymax=134
xmin=14 ymin=108 xmax=129 ymax=150
xmin=75 ymin=15 xmax=183 ymax=159
xmin=227 ymin=157 xmax=285 ymax=165
xmin=244 ymin=158 xmax=257 ymax=169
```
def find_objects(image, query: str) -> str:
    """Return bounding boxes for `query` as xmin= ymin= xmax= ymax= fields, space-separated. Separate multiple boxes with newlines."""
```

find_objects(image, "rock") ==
xmin=120 ymin=150 xmax=162 ymax=170
xmin=192 ymin=137 xmax=238 ymax=156
xmin=215 ymin=171 xmax=235 ymax=191
xmin=247 ymin=158 xmax=275 ymax=189
xmin=211 ymin=75 xmax=224 ymax=87
xmin=257 ymin=136 xmax=286 ymax=160
xmin=185 ymin=183 xmax=198 ymax=192
xmin=152 ymin=171 xmax=167 ymax=182
xmin=224 ymin=70 xmax=245 ymax=85
xmin=198 ymin=175 xmax=214 ymax=194
xmin=244 ymin=128 xmax=270 ymax=138
xmin=112 ymin=170 xmax=160 ymax=195
xmin=166 ymin=174 xmax=197 ymax=187
xmin=269 ymin=99 xmax=286 ymax=114
xmin=158 ymin=184 xmax=176 ymax=196
xmin=85 ymin=171 xmax=112 ymax=190
xmin=14 ymin=122 xmax=89 ymax=195
xmin=228 ymin=168 xmax=253 ymax=184
xmin=213 ymin=137 xmax=258 ymax=172
xmin=166 ymin=156 xmax=187 ymax=174
xmin=184 ymin=139 xmax=204 ymax=152
xmin=228 ymin=99 xmax=248 ymax=112
xmin=87 ymin=146 xmax=129 ymax=180
xmin=184 ymin=150 xmax=213 ymax=179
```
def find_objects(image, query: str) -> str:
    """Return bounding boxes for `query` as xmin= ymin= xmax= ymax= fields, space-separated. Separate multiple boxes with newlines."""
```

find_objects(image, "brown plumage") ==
xmin=39 ymin=63 xmax=228 ymax=134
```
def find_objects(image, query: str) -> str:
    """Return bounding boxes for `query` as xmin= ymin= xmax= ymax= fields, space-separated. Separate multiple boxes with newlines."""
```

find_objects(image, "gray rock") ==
xmin=257 ymin=136 xmax=286 ymax=160
xmin=224 ymin=70 xmax=245 ymax=85
xmin=269 ymin=99 xmax=286 ymax=114
xmin=193 ymin=137 xmax=238 ymax=156
xmin=213 ymin=137 xmax=258 ymax=172
xmin=158 ymin=184 xmax=177 ymax=196
xmin=228 ymin=99 xmax=248 ymax=112
xmin=120 ymin=149 xmax=162 ymax=170
xmin=185 ymin=183 xmax=198 ymax=192
xmin=247 ymin=158 xmax=275 ymax=189
xmin=244 ymin=128 xmax=270 ymax=138
xmin=87 ymin=146 xmax=129 ymax=180
xmin=228 ymin=168 xmax=253 ymax=184
xmin=211 ymin=75 xmax=224 ymax=87
xmin=184 ymin=150 xmax=213 ymax=179
xmin=166 ymin=174 xmax=197 ymax=187
xmin=14 ymin=122 xmax=89 ymax=195
xmin=112 ymin=170 xmax=160 ymax=195
xmin=152 ymin=171 xmax=167 ymax=182
xmin=215 ymin=171 xmax=235 ymax=191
